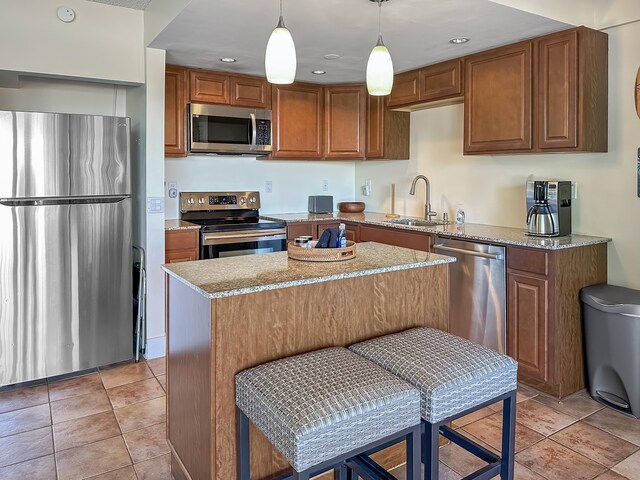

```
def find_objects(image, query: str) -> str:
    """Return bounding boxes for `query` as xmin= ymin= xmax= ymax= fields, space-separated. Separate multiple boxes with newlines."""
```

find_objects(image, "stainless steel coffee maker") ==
xmin=526 ymin=180 xmax=572 ymax=236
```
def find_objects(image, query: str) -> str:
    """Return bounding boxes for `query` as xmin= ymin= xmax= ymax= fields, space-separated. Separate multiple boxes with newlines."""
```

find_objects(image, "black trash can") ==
xmin=581 ymin=284 xmax=640 ymax=418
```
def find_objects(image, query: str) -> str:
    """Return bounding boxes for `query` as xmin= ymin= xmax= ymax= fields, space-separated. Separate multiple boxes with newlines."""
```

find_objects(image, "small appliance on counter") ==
xmin=308 ymin=195 xmax=333 ymax=214
xmin=525 ymin=180 xmax=572 ymax=237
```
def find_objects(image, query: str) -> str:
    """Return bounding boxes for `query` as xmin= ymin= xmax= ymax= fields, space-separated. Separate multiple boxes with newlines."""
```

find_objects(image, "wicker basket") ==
xmin=287 ymin=241 xmax=356 ymax=262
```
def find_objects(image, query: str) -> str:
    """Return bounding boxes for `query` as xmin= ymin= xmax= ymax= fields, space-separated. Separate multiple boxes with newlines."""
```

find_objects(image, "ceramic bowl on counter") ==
xmin=338 ymin=202 xmax=365 ymax=213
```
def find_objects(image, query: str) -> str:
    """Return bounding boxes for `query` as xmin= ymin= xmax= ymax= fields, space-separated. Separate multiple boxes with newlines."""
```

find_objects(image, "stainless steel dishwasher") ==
xmin=434 ymin=237 xmax=506 ymax=353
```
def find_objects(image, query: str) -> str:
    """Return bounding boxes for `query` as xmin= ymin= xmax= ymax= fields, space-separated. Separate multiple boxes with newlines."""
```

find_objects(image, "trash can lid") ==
xmin=581 ymin=284 xmax=640 ymax=314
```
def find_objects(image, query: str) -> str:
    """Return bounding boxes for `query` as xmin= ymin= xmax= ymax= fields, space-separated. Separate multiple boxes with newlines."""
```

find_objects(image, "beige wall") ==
xmin=355 ymin=20 xmax=640 ymax=289
xmin=0 ymin=0 xmax=144 ymax=84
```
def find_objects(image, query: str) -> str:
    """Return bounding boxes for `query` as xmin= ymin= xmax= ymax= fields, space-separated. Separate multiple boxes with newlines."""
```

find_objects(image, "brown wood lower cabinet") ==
xmin=359 ymin=225 xmax=432 ymax=252
xmin=506 ymin=244 xmax=607 ymax=398
xmin=508 ymin=272 xmax=549 ymax=382
xmin=165 ymin=229 xmax=199 ymax=263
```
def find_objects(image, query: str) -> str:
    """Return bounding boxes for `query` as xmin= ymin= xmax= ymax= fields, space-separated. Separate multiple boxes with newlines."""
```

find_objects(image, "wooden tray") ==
xmin=287 ymin=241 xmax=356 ymax=262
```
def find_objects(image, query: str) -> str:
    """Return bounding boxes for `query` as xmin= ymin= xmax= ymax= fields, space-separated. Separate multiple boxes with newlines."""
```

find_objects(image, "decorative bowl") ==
xmin=338 ymin=202 xmax=365 ymax=213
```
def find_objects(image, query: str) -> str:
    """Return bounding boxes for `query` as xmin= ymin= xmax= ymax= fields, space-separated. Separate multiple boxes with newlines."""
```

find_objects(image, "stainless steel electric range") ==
xmin=180 ymin=191 xmax=287 ymax=259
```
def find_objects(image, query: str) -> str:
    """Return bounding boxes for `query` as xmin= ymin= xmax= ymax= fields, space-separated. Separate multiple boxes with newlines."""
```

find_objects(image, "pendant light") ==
xmin=265 ymin=0 xmax=297 ymax=84
xmin=366 ymin=0 xmax=394 ymax=96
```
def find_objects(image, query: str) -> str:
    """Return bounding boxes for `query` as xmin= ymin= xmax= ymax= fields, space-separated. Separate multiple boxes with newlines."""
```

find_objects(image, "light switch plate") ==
xmin=147 ymin=197 xmax=164 ymax=214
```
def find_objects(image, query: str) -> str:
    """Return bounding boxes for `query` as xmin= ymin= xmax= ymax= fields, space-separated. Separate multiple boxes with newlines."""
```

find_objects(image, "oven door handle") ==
xmin=202 ymin=230 xmax=287 ymax=246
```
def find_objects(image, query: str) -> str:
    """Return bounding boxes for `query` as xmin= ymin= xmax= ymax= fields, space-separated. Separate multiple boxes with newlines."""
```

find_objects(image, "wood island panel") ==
xmin=167 ymin=263 xmax=449 ymax=480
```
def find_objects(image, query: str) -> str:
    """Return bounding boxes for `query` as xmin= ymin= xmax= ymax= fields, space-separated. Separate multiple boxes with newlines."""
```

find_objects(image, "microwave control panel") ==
xmin=255 ymin=119 xmax=271 ymax=146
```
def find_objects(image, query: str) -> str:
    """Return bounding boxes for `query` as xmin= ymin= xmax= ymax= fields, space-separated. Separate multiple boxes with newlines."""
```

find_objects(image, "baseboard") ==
xmin=145 ymin=335 xmax=166 ymax=359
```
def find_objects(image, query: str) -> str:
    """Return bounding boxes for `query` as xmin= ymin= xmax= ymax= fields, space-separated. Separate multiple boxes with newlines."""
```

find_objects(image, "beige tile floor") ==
xmin=391 ymin=384 xmax=640 ymax=480
xmin=0 ymin=358 xmax=170 ymax=480
xmin=1 ymin=359 xmax=639 ymax=480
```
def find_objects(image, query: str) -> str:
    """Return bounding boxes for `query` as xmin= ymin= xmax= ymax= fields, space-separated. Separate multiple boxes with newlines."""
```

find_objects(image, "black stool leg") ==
xmin=334 ymin=463 xmax=349 ymax=480
xmin=500 ymin=390 xmax=517 ymax=480
xmin=293 ymin=471 xmax=311 ymax=480
xmin=422 ymin=420 xmax=439 ymax=480
xmin=406 ymin=424 xmax=422 ymax=480
xmin=237 ymin=407 xmax=250 ymax=480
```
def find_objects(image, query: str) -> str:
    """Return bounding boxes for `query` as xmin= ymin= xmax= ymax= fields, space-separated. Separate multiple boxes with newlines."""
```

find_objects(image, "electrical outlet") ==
xmin=167 ymin=181 xmax=178 ymax=199
xmin=322 ymin=179 xmax=329 ymax=192
xmin=362 ymin=179 xmax=372 ymax=196
xmin=265 ymin=180 xmax=273 ymax=193
xmin=571 ymin=182 xmax=578 ymax=200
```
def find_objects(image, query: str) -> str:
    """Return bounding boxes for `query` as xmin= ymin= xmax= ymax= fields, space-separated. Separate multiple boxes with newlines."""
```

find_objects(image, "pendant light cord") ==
xmin=277 ymin=0 xmax=285 ymax=28
xmin=378 ymin=0 xmax=382 ymax=38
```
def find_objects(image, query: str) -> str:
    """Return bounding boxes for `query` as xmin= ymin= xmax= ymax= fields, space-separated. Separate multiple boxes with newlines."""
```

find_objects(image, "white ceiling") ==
xmin=150 ymin=0 xmax=570 ymax=84
xmin=86 ymin=0 xmax=151 ymax=10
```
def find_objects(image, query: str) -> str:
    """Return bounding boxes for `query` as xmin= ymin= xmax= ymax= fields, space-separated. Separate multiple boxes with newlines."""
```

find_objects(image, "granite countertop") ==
xmin=261 ymin=212 xmax=611 ymax=251
xmin=165 ymin=219 xmax=201 ymax=231
xmin=162 ymin=242 xmax=455 ymax=299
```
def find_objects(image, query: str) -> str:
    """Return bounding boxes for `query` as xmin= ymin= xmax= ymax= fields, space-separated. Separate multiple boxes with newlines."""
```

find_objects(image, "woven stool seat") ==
xmin=350 ymin=327 xmax=518 ymax=423
xmin=236 ymin=347 xmax=421 ymax=473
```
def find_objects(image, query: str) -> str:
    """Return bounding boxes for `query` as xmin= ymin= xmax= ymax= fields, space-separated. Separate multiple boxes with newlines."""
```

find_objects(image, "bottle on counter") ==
xmin=338 ymin=223 xmax=347 ymax=248
xmin=456 ymin=205 xmax=466 ymax=225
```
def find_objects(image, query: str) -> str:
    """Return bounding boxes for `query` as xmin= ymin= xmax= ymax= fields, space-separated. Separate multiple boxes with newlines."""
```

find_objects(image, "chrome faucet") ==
xmin=410 ymin=175 xmax=437 ymax=220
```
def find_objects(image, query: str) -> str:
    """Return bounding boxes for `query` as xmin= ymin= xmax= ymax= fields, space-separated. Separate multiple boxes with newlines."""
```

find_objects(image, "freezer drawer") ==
xmin=434 ymin=237 xmax=506 ymax=353
xmin=0 ymin=199 xmax=132 ymax=386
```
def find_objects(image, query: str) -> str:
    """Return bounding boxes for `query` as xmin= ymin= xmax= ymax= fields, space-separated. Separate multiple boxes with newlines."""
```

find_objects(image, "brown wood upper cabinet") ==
xmin=536 ymin=28 xmax=607 ymax=152
xmin=388 ymin=59 xmax=464 ymax=110
xmin=271 ymin=82 xmax=324 ymax=159
xmin=189 ymin=70 xmax=270 ymax=108
xmin=464 ymin=26 xmax=607 ymax=154
xmin=366 ymin=95 xmax=410 ymax=160
xmin=464 ymin=41 xmax=533 ymax=154
xmin=324 ymin=85 xmax=366 ymax=159
xmin=165 ymin=65 xmax=188 ymax=157
xmin=420 ymin=59 xmax=464 ymax=103
xmin=387 ymin=70 xmax=420 ymax=108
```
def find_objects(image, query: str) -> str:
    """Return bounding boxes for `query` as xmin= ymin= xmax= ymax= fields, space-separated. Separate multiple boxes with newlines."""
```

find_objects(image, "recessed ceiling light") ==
xmin=220 ymin=57 xmax=237 ymax=63
xmin=323 ymin=54 xmax=341 ymax=60
xmin=312 ymin=70 xmax=326 ymax=75
xmin=449 ymin=37 xmax=470 ymax=45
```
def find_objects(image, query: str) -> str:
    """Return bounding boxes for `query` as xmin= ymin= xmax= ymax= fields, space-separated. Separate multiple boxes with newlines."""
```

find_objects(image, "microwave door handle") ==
xmin=250 ymin=113 xmax=257 ymax=147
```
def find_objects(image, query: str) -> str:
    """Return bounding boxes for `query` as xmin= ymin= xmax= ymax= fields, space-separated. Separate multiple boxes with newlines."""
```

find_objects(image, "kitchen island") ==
xmin=162 ymin=242 xmax=454 ymax=480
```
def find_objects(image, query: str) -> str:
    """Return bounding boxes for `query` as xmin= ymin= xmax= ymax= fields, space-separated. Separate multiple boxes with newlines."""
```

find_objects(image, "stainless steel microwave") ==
xmin=188 ymin=104 xmax=272 ymax=155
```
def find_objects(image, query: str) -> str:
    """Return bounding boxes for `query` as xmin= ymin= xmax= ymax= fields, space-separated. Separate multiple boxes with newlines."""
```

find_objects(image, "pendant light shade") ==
xmin=366 ymin=35 xmax=394 ymax=96
xmin=366 ymin=0 xmax=393 ymax=96
xmin=265 ymin=5 xmax=296 ymax=84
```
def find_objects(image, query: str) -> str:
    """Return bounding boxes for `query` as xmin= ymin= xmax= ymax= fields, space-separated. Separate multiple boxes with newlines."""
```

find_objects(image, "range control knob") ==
xmin=198 ymin=197 xmax=205 ymax=204
xmin=188 ymin=197 xmax=195 ymax=205
xmin=249 ymin=196 xmax=257 ymax=205
xmin=239 ymin=196 xmax=246 ymax=206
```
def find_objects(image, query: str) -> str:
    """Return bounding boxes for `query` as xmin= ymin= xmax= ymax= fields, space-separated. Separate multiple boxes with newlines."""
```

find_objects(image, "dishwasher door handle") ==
xmin=434 ymin=244 xmax=504 ymax=260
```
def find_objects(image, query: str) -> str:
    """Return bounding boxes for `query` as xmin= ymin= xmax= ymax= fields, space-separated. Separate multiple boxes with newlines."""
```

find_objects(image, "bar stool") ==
xmin=235 ymin=347 xmax=422 ymax=480
xmin=350 ymin=327 xmax=519 ymax=480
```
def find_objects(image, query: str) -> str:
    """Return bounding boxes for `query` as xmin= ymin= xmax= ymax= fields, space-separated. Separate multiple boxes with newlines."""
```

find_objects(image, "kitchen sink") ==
xmin=384 ymin=218 xmax=447 ymax=227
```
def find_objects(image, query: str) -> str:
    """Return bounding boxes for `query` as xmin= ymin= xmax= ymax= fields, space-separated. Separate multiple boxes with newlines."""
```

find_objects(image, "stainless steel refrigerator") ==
xmin=0 ymin=110 xmax=132 ymax=386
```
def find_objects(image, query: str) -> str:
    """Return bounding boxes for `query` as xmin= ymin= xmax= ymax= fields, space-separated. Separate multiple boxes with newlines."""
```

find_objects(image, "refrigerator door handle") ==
xmin=0 ymin=195 xmax=129 ymax=207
